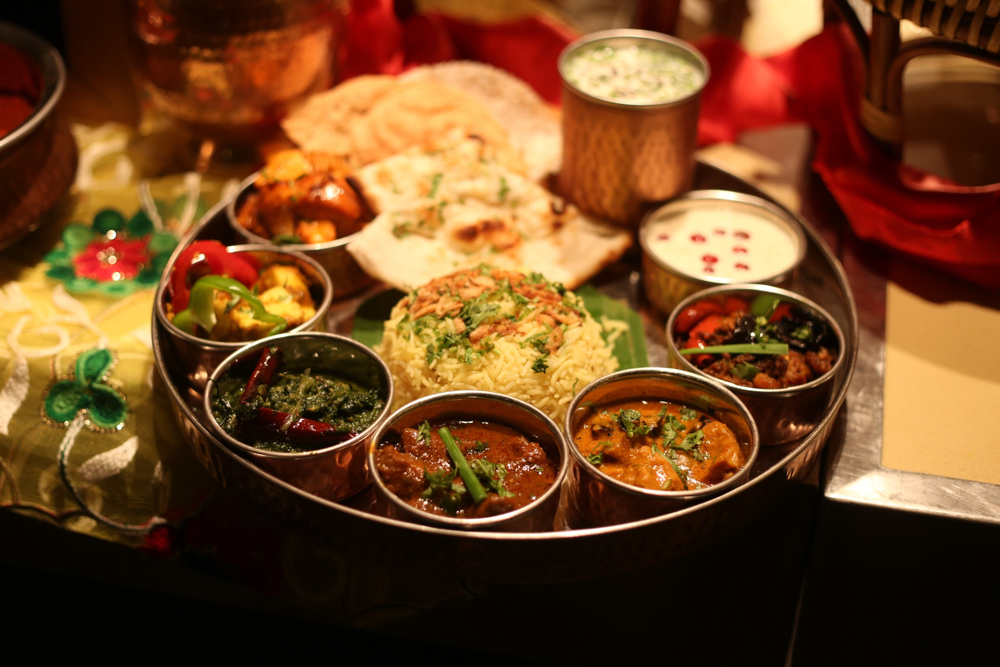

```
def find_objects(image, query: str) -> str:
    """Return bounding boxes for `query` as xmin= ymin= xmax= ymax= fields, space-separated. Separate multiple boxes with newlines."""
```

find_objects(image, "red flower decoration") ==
xmin=73 ymin=237 xmax=151 ymax=282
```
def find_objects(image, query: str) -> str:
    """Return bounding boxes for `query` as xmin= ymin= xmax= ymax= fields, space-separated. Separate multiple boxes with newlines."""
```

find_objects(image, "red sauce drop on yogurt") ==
xmin=734 ymin=231 xmax=750 ymax=239
xmin=733 ymin=246 xmax=748 ymax=254
xmin=735 ymin=262 xmax=750 ymax=271
xmin=690 ymin=234 xmax=706 ymax=243
xmin=702 ymin=254 xmax=718 ymax=264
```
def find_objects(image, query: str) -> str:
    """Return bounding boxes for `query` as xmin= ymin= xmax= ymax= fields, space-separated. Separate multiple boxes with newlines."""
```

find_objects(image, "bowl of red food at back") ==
xmin=368 ymin=391 xmax=570 ymax=532
xmin=0 ymin=22 xmax=77 ymax=250
xmin=666 ymin=284 xmax=845 ymax=446
xmin=564 ymin=367 xmax=758 ymax=528
xmin=205 ymin=332 xmax=394 ymax=502
xmin=154 ymin=241 xmax=333 ymax=388
xmin=226 ymin=150 xmax=377 ymax=298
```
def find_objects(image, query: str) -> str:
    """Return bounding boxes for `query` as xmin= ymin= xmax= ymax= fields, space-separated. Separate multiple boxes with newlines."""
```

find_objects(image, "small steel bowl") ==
xmin=226 ymin=173 xmax=375 ymax=299
xmin=204 ymin=332 xmax=394 ymax=502
xmin=564 ymin=367 xmax=758 ymax=528
xmin=639 ymin=190 xmax=807 ymax=315
xmin=558 ymin=29 xmax=709 ymax=226
xmin=154 ymin=243 xmax=333 ymax=389
xmin=367 ymin=391 xmax=570 ymax=532
xmin=665 ymin=284 xmax=846 ymax=446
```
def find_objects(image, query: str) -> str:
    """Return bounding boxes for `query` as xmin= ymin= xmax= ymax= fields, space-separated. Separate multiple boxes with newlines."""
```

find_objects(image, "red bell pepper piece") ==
xmin=674 ymin=300 xmax=724 ymax=334
xmin=769 ymin=303 xmax=793 ymax=323
xmin=170 ymin=240 xmax=259 ymax=311
xmin=724 ymin=296 xmax=751 ymax=314
xmin=682 ymin=313 xmax=724 ymax=367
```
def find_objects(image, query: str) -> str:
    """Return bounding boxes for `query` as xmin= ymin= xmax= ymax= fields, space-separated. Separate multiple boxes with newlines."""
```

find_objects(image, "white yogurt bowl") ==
xmin=639 ymin=190 xmax=806 ymax=315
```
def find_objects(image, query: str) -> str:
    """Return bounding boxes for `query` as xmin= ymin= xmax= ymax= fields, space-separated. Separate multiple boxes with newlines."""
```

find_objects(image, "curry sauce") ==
xmin=573 ymin=399 xmax=745 ymax=491
xmin=376 ymin=421 xmax=557 ymax=518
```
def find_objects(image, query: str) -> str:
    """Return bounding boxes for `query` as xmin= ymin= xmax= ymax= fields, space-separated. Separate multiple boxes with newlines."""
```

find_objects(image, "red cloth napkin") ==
xmin=342 ymin=2 xmax=1000 ymax=289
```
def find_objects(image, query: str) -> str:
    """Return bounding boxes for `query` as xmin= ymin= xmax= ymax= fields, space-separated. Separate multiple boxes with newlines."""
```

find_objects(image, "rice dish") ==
xmin=375 ymin=266 xmax=619 ymax=422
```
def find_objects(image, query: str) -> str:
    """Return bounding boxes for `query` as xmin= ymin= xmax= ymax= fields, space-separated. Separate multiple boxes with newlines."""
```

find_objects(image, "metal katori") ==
xmin=665 ymin=284 xmax=846 ymax=446
xmin=204 ymin=331 xmax=394 ymax=503
xmin=564 ymin=367 xmax=759 ymax=528
xmin=558 ymin=29 xmax=709 ymax=226
xmin=367 ymin=391 xmax=569 ymax=532
xmin=154 ymin=243 xmax=333 ymax=389
xmin=639 ymin=190 xmax=807 ymax=316
xmin=227 ymin=173 xmax=376 ymax=299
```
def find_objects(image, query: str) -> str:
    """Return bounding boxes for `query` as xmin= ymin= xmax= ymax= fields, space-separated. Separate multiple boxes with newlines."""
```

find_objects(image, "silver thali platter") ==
xmin=151 ymin=160 xmax=858 ymax=583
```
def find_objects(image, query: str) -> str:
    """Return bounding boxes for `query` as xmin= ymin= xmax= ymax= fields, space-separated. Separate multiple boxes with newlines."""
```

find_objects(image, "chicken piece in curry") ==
xmin=236 ymin=150 xmax=372 ymax=245
xmin=573 ymin=399 xmax=745 ymax=491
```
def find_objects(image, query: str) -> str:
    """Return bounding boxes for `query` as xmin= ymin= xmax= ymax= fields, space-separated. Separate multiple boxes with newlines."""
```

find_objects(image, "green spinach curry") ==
xmin=212 ymin=346 xmax=384 ymax=453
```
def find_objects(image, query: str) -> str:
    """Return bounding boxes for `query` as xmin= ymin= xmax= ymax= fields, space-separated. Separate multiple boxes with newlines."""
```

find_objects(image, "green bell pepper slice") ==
xmin=172 ymin=275 xmax=287 ymax=337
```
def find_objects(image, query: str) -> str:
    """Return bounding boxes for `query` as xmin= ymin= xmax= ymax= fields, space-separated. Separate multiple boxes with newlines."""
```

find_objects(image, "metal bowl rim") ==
xmin=638 ymin=189 xmax=808 ymax=288
xmin=367 ymin=390 xmax=571 ymax=529
xmin=664 ymin=283 xmax=847 ymax=397
xmin=0 ymin=22 xmax=66 ymax=155
xmin=563 ymin=366 xmax=760 ymax=500
xmin=202 ymin=330 xmax=395 ymax=460
xmin=226 ymin=172 xmax=365 ymax=252
xmin=557 ymin=29 xmax=710 ymax=109
xmin=153 ymin=243 xmax=334 ymax=350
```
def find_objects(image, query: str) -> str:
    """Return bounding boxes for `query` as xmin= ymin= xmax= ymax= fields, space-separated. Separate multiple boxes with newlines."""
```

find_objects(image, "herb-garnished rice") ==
xmin=375 ymin=266 xmax=620 ymax=422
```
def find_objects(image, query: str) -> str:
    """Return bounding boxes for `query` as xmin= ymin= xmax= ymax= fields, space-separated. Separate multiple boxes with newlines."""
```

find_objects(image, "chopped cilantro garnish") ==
xmin=532 ymin=355 xmax=549 ymax=374
xmin=469 ymin=458 xmax=515 ymax=498
xmin=417 ymin=421 xmax=432 ymax=446
xmin=618 ymin=408 xmax=651 ymax=438
xmin=472 ymin=440 xmax=489 ymax=453
xmin=422 ymin=468 xmax=465 ymax=514
xmin=498 ymin=176 xmax=509 ymax=203
xmin=680 ymin=407 xmax=698 ymax=421
xmin=792 ymin=324 xmax=813 ymax=341
xmin=732 ymin=362 xmax=759 ymax=381
xmin=428 ymin=172 xmax=443 ymax=198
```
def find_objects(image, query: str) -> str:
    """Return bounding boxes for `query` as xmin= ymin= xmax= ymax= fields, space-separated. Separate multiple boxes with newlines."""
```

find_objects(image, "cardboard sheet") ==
xmin=882 ymin=260 xmax=1000 ymax=484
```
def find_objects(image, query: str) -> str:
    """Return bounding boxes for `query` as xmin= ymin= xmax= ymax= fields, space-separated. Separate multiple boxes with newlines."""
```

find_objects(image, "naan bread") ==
xmin=401 ymin=61 xmax=562 ymax=181
xmin=281 ymin=75 xmax=518 ymax=169
xmin=347 ymin=136 xmax=630 ymax=290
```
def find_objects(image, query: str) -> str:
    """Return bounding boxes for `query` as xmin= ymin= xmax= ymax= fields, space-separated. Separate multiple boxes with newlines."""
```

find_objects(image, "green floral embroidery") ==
xmin=43 ymin=348 xmax=128 ymax=431
xmin=44 ymin=207 xmax=179 ymax=297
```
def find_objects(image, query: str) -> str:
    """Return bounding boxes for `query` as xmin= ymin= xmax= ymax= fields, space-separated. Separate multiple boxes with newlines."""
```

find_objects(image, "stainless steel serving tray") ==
xmin=152 ymin=161 xmax=858 ymax=583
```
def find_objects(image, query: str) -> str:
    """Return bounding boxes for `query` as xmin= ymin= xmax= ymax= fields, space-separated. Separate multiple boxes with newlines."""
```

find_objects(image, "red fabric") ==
xmin=341 ymin=1 xmax=1000 ymax=289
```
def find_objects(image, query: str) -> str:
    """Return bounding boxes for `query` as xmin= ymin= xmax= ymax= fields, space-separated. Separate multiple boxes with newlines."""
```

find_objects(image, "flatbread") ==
xmin=401 ymin=61 xmax=562 ymax=181
xmin=347 ymin=135 xmax=630 ymax=290
xmin=281 ymin=75 xmax=518 ymax=170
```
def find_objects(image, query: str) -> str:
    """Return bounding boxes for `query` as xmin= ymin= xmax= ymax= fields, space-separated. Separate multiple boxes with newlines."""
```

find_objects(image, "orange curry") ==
xmin=573 ymin=399 xmax=745 ymax=491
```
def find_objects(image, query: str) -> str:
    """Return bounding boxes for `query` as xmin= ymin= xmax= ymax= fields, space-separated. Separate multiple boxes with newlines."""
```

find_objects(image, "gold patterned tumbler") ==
xmin=558 ymin=30 xmax=709 ymax=227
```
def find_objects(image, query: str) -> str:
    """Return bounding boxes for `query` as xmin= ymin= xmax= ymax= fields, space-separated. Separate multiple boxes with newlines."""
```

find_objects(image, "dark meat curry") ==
xmin=573 ymin=399 xmax=745 ymax=491
xmin=376 ymin=420 xmax=557 ymax=518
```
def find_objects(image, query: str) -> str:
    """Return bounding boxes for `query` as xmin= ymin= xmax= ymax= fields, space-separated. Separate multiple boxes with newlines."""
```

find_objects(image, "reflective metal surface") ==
xmin=367 ymin=391 xmax=569 ymax=532
xmin=826 ymin=234 xmax=1000 ymax=524
xmin=227 ymin=173 xmax=376 ymax=298
xmin=564 ymin=367 xmax=758 ymax=527
xmin=153 ymin=244 xmax=333 ymax=388
xmin=665 ymin=284 xmax=845 ymax=446
xmin=558 ymin=30 xmax=709 ymax=226
xmin=151 ymin=160 xmax=859 ymax=582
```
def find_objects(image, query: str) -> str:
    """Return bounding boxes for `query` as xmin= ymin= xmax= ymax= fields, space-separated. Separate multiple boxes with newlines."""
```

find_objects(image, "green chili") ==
xmin=173 ymin=275 xmax=287 ymax=337
xmin=438 ymin=426 xmax=488 ymax=505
